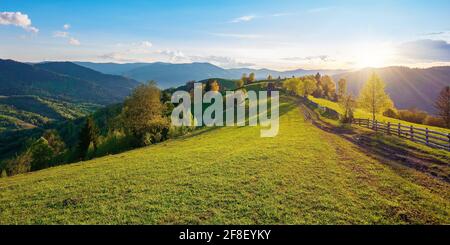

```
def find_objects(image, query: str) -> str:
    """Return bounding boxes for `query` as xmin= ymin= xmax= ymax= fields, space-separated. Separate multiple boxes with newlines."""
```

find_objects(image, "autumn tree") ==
xmin=321 ymin=75 xmax=336 ymax=100
xmin=282 ymin=78 xmax=302 ymax=96
xmin=339 ymin=94 xmax=356 ymax=123
xmin=205 ymin=80 xmax=220 ymax=92
xmin=121 ymin=81 xmax=169 ymax=146
xmin=337 ymin=78 xmax=347 ymax=101
xmin=267 ymin=74 xmax=273 ymax=80
xmin=302 ymin=77 xmax=317 ymax=97
xmin=248 ymin=72 xmax=256 ymax=83
xmin=435 ymin=86 xmax=450 ymax=128
xmin=235 ymin=79 xmax=244 ymax=88
xmin=358 ymin=73 xmax=394 ymax=121
xmin=241 ymin=73 xmax=248 ymax=83
xmin=210 ymin=80 xmax=220 ymax=92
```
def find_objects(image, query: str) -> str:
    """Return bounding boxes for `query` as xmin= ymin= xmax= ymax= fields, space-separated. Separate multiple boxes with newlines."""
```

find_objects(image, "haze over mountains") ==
xmin=76 ymin=61 xmax=345 ymax=88
xmin=1 ymin=59 xmax=449 ymax=117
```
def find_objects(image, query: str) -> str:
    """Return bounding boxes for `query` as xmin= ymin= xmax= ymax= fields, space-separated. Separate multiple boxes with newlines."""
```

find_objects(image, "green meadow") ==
xmin=0 ymin=97 xmax=448 ymax=224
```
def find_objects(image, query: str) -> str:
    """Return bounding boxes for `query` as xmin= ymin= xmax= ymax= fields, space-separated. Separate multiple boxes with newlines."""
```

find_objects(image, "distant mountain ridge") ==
xmin=76 ymin=61 xmax=345 ymax=88
xmin=0 ymin=59 xmax=140 ymax=105
xmin=333 ymin=66 xmax=450 ymax=114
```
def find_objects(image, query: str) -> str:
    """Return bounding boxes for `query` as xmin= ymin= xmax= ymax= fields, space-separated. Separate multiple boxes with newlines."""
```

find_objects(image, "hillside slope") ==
xmin=0 ymin=98 xmax=448 ymax=224
xmin=0 ymin=59 xmax=139 ymax=105
xmin=333 ymin=66 xmax=450 ymax=113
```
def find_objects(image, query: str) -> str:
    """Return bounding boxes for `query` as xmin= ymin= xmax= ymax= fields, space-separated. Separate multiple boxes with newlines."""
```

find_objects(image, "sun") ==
xmin=353 ymin=43 xmax=394 ymax=68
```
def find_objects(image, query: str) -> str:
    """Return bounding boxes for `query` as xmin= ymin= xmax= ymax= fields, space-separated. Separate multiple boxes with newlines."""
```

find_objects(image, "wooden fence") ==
xmin=353 ymin=118 xmax=450 ymax=151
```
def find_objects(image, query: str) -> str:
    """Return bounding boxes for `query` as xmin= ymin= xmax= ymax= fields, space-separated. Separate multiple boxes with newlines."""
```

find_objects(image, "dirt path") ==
xmin=297 ymin=101 xmax=450 ymax=183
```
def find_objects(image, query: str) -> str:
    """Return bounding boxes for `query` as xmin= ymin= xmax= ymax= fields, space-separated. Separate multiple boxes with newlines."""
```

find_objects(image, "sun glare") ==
xmin=353 ymin=43 xmax=394 ymax=68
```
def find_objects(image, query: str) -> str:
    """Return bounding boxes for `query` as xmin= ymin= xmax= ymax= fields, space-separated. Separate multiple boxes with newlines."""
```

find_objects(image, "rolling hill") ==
xmin=0 ymin=59 xmax=140 ymax=105
xmin=333 ymin=66 xmax=450 ymax=114
xmin=0 ymin=97 xmax=448 ymax=224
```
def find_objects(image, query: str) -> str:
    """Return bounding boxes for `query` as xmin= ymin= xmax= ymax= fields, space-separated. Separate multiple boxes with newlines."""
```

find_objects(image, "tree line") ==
xmin=282 ymin=72 xmax=450 ymax=128
xmin=1 ymin=81 xmax=194 ymax=177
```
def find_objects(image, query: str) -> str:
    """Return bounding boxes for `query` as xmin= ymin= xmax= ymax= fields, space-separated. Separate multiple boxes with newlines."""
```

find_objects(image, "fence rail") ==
xmin=353 ymin=118 xmax=450 ymax=151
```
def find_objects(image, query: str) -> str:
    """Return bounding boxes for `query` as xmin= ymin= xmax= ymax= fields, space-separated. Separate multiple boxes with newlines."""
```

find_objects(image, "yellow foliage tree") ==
xmin=358 ymin=73 xmax=394 ymax=121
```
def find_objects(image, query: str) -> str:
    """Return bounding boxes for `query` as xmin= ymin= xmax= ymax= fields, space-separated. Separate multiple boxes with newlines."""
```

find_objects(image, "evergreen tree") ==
xmin=77 ymin=116 xmax=99 ymax=160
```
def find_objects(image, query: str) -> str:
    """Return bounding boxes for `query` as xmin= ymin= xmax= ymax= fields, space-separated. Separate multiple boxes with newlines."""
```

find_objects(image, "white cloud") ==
xmin=69 ymin=37 xmax=80 ymax=46
xmin=230 ymin=15 xmax=256 ymax=23
xmin=0 ymin=11 xmax=39 ymax=33
xmin=397 ymin=39 xmax=450 ymax=62
xmin=283 ymin=55 xmax=331 ymax=62
xmin=140 ymin=41 xmax=152 ymax=49
xmin=53 ymin=25 xmax=80 ymax=46
xmin=156 ymin=49 xmax=187 ymax=62
xmin=191 ymin=55 xmax=255 ymax=68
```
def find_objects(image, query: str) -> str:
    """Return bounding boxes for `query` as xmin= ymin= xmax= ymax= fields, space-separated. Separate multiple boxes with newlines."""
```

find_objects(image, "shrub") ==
xmin=383 ymin=108 xmax=398 ymax=118
xmin=424 ymin=116 xmax=446 ymax=128
xmin=1 ymin=169 xmax=7 ymax=178
xmin=397 ymin=109 xmax=427 ymax=124
xmin=5 ymin=152 xmax=32 ymax=176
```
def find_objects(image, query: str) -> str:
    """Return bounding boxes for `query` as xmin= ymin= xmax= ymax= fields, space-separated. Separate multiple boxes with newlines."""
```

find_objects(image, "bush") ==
xmin=383 ymin=108 xmax=398 ymax=118
xmin=424 ymin=116 xmax=446 ymax=128
xmin=5 ymin=152 xmax=32 ymax=176
xmin=1 ymin=169 xmax=7 ymax=178
xmin=397 ymin=109 xmax=428 ymax=124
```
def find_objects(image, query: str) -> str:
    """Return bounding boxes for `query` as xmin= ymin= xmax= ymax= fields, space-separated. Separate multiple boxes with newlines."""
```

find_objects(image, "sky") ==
xmin=1 ymin=0 xmax=450 ymax=70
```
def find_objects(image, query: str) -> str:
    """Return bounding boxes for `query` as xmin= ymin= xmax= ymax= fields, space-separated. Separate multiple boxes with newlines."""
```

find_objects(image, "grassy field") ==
xmin=0 ymin=97 xmax=449 ymax=224
xmin=309 ymin=96 xmax=450 ymax=133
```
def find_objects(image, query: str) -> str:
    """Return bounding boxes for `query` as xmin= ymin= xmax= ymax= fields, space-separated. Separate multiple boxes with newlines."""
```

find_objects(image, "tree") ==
xmin=434 ymin=86 xmax=450 ymax=128
xmin=77 ymin=116 xmax=99 ymax=160
xmin=205 ymin=80 xmax=220 ymax=92
xmin=42 ymin=130 xmax=65 ymax=155
xmin=248 ymin=72 xmax=256 ymax=83
xmin=339 ymin=94 xmax=356 ymax=123
xmin=241 ymin=73 xmax=247 ymax=83
xmin=337 ymin=78 xmax=347 ymax=101
xmin=282 ymin=78 xmax=301 ymax=96
xmin=235 ymin=79 xmax=244 ymax=88
xmin=0 ymin=169 xmax=7 ymax=178
xmin=302 ymin=77 xmax=317 ymax=97
xmin=358 ymin=72 xmax=394 ymax=121
xmin=321 ymin=75 xmax=336 ymax=100
xmin=315 ymin=72 xmax=321 ymax=82
xmin=30 ymin=138 xmax=54 ymax=170
xmin=5 ymin=152 xmax=32 ymax=176
xmin=267 ymin=74 xmax=273 ymax=80
xmin=210 ymin=80 xmax=220 ymax=92
xmin=121 ymin=82 xmax=169 ymax=146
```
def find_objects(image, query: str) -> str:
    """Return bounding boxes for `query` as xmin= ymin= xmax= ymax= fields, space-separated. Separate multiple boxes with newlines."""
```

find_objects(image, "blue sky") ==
xmin=1 ymin=0 xmax=450 ymax=70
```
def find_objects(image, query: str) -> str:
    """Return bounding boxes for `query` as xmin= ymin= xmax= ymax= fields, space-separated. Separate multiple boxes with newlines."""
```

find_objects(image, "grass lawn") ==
xmin=309 ymin=96 xmax=450 ymax=133
xmin=0 ymin=98 xmax=449 ymax=224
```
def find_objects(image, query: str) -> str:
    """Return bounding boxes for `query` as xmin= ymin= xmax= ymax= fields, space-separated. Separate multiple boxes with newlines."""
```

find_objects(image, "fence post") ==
xmin=387 ymin=122 xmax=391 ymax=135
xmin=425 ymin=128 xmax=429 ymax=145
xmin=410 ymin=125 xmax=414 ymax=140
xmin=398 ymin=123 xmax=401 ymax=137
